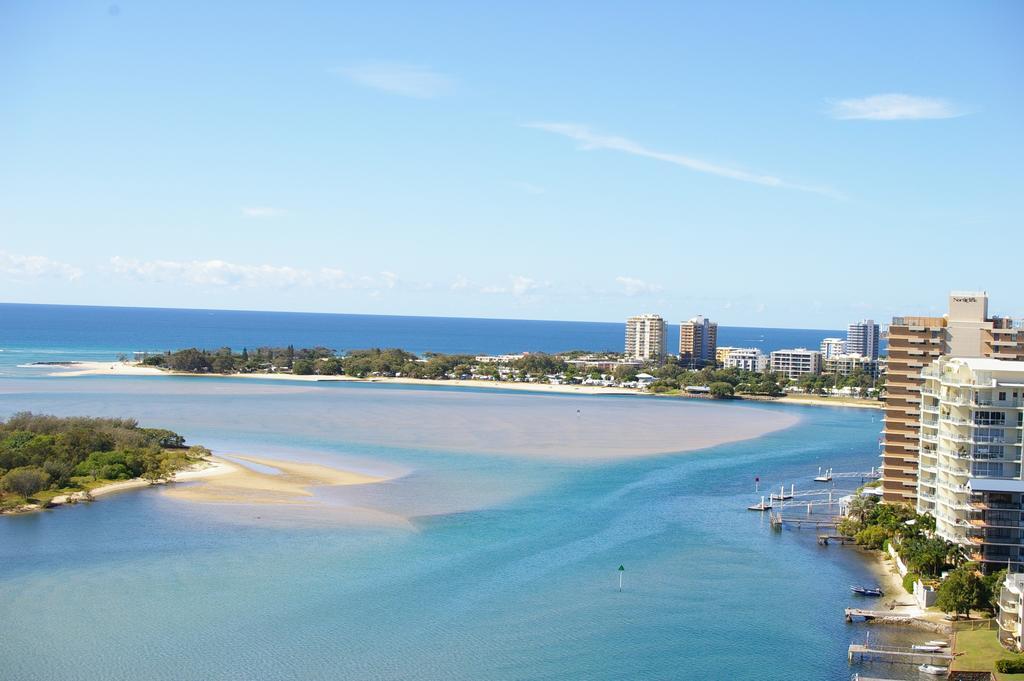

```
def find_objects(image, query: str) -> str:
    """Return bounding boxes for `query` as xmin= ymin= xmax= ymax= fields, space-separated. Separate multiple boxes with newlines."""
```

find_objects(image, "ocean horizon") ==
xmin=0 ymin=303 xmax=857 ymax=374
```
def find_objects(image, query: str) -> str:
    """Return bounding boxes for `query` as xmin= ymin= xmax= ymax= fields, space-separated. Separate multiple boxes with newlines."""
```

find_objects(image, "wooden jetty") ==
xmin=817 ymin=534 xmax=851 ymax=545
xmin=847 ymin=642 xmax=952 ymax=664
xmin=844 ymin=609 xmax=912 ymax=622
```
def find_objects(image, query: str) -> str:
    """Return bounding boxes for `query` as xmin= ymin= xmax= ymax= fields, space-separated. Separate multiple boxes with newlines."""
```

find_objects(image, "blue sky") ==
xmin=1 ymin=1 xmax=1022 ymax=327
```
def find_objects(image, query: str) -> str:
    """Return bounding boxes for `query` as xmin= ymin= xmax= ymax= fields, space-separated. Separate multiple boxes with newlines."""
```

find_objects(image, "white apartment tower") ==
xmin=916 ymin=357 xmax=1024 ymax=573
xmin=847 ymin=319 xmax=881 ymax=359
xmin=820 ymin=338 xmax=846 ymax=359
xmin=624 ymin=314 xmax=667 ymax=363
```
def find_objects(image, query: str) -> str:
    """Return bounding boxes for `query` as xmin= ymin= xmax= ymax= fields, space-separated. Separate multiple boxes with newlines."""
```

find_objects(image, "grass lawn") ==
xmin=954 ymin=628 xmax=1024 ymax=680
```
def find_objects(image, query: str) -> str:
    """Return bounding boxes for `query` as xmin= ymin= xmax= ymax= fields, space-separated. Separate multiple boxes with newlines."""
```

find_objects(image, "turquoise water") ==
xmin=0 ymin=377 xmax=909 ymax=680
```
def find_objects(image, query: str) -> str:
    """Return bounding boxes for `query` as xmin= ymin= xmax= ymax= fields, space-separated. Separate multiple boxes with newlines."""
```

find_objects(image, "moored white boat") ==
xmin=918 ymin=664 xmax=948 ymax=676
xmin=912 ymin=644 xmax=943 ymax=652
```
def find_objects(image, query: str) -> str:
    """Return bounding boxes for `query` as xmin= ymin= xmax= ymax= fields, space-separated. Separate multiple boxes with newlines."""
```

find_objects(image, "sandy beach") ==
xmin=41 ymin=361 xmax=883 ymax=410
xmin=47 ymin=456 xmax=237 ymax=506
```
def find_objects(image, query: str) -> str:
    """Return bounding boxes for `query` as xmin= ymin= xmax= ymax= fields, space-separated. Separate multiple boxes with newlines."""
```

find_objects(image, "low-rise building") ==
xmin=723 ymin=347 xmax=768 ymax=373
xmin=999 ymin=573 xmax=1024 ymax=651
xmin=769 ymin=348 xmax=823 ymax=380
xmin=823 ymin=353 xmax=880 ymax=378
xmin=715 ymin=346 xmax=738 ymax=365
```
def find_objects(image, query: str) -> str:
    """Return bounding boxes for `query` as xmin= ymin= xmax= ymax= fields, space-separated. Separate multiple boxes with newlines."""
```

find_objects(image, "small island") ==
xmin=0 ymin=412 xmax=212 ymax=514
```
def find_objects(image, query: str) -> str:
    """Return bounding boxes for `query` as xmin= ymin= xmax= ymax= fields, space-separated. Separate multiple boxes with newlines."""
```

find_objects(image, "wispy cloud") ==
xmin=479 ymin=275 xmax=548 ymax=298
xmin=829 ymin=94 xmax=964 ymax=121
xmin=526 ymin=123 xmax=840 ymax=199
xmin=337 ymin=61 xmax=453 ymax=99
xmin=242 ymin=207 xmax=286 ymax=219
xmin=615 ymin=276 xmax=662 ymax=296
xmin=0 ymin=250 xmax=82 ymax=281
xmin=109 ymin=257 xmax=396 ymax=291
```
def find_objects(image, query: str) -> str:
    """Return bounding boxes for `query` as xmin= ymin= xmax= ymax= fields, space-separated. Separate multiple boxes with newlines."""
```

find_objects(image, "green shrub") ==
xmin=996 ymin=659 xmax=1024 ymax=673
xmin=854 ymin=524 xmax=890 ymax=550
xmin=903 ymin=572 xmax=920 ymax=595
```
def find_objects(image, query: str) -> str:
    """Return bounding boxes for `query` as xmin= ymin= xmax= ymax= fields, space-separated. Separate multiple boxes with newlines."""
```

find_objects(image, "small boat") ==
xmin=747 ymin=496 xmax=772 ymax=511
xmin=912 ymin=644 xmax=943 ymax=652
xmin=923 ymin=640 xmax=949 ymax=647
xmin=850 ymin=585 xmax=884 ymax=597
xmin=814 ymin=466 xmax=833 ymax=482
xmin=918 ymin=664 xmax=948 ymax=676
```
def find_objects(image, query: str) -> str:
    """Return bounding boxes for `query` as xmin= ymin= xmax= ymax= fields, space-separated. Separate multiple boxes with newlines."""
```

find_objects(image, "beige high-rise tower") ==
xmin=679 ymin=316 xmax=717 ymax=368
xmin=624 ymin=314 xmax=667 ymax=363
xmin=880 ymin=292 xmax=1024 ymax=504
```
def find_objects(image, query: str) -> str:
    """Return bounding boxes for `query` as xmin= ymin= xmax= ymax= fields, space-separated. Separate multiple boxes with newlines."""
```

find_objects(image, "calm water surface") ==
xmin=0 ymin=375 xmax=916 ymax=681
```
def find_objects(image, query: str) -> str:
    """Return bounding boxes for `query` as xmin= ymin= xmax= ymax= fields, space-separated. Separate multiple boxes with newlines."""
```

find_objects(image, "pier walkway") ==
xmin=847 ymin=643 xmax=952 ymax=664
xmin=844 ymin=609 xmax=915 ymax=622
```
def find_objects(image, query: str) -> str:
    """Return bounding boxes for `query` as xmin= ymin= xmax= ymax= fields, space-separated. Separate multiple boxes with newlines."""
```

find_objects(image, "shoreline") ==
xmin=40 ymin=360 xmax=882 ymax=409
xmin=3 ymin=456 xmax=237 ymax=515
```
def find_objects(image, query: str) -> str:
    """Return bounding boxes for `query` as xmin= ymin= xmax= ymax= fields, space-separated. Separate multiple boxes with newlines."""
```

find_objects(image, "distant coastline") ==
xmin=41 ymin=360 xmax=882 ymax=409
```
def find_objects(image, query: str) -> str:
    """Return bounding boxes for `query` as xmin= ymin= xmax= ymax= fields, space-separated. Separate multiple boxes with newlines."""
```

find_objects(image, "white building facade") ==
xmin=820 ymin=337 xmax=846 ymax=359
xmin=724 ymin=348 xmax=768 ymax=373
xmin=624 ymin=314 xmax=667 ymax=363
xmin=769 ymin=348 xmax=823 ymax=380
xmin=916 ymin=357 xmax=1024 ymax=573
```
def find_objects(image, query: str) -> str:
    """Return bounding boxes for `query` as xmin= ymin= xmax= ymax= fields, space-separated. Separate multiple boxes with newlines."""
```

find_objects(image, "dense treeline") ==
xmin=0 ymin=412 xmax=206 ymax=509
xmin=138 ymin=345 xmax=878 ymax=402
xmin=647 ymin=364 xmax=785 ymax=397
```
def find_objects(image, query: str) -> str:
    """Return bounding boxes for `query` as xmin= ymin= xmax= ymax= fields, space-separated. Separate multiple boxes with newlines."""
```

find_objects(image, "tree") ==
xmin=613 ymin=365 xmax=638 ymax=383
xmin=854 ymin=524 xmax=890 ymax=550
xmin=1 ymin=466 xmax=51 ymax=498
xmin=981 ymin=568 xmax=1007 ymax=614
xmin=166 ymin=348 xmax=212 ymax=372
xmin=708 ymin=382 xmax=734 ymax=399
xmin=936 ymin=565 xmax=982 ymax=618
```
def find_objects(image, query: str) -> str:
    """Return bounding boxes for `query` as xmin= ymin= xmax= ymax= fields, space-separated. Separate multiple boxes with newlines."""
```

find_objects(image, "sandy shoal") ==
xmin=161 ymin=455 xmax=387 ymax=505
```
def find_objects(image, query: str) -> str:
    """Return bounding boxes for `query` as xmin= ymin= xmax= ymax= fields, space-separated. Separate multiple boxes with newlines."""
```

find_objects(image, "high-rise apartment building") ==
xmin=820 ymin=338 xmax=846 ymax=359
xmin=847 ymin=319 xmax=881 ymax=360
xmin=916 ymin=357 xmax=1024 ymax=573
xmin=679 ymin=316 xmax=717 ymax=367
xmin=881 ymin=292 xmax=1024 ymax=504
xmin=769 ymin=348 xmax=822 ymax=380
xmin=624 ymin=314 xmax=667 ymax=363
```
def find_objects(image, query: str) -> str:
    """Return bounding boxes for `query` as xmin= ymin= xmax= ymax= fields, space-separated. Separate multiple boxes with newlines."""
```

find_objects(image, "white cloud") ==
xmin=526 ymin=122 xmax=840 ymax=199
xmin=0 ymin=250 xmax=82 ymax=281
xmin=829 ymin=94 xmax=964 ymax=121
xmin=242 ymin=207 xmax=286 ymax=218
xmin=450 ymin=275 xmax=471 ymax=291
xmin=479 ymin=275 xmax=549 ymax=298
xmin=615 ymin=276 xmax=662 ymax=296
xmin=511 ymin=276 xmax=542 ymax=297
xmin=109 ymin=257 xmax=396 ymax=291
xmin=337 ymin=62 xmax=453 ymax=99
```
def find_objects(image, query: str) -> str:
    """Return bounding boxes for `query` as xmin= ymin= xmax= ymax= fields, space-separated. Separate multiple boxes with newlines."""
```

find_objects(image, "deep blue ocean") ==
xmin=0 ymin=302 xmax=850 ymax=372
